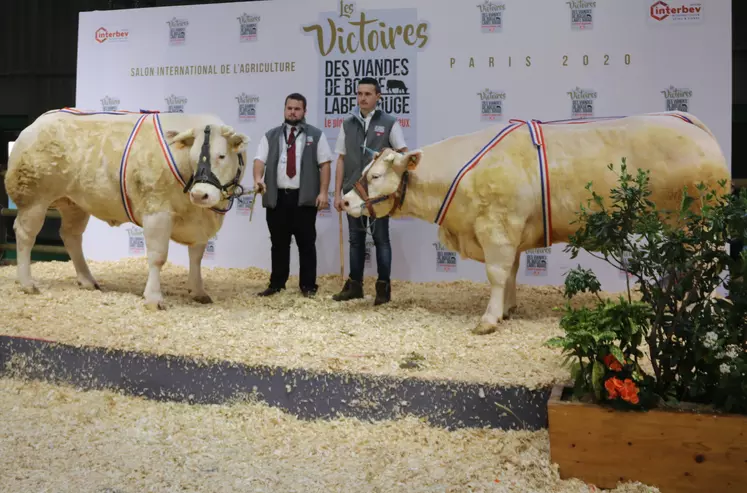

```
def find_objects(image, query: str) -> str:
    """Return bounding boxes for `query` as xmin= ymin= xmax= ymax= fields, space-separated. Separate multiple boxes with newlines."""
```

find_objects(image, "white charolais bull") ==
xmin=5 ymin=108 xmax=250 ymax=309
xmin=341 ymin=111 xmax=731 ymax=335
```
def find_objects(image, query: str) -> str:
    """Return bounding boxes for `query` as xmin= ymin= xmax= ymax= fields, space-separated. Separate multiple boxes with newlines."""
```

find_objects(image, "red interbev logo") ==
xmin=95 ymin=27 xmax=129 ymax=43
xmin=650 ymin=1 xmax=702 ymax=22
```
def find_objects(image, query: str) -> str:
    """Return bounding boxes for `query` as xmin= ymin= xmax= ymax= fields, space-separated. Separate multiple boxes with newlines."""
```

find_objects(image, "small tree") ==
xmin=546 ymin=159 xmax=747 ymax=413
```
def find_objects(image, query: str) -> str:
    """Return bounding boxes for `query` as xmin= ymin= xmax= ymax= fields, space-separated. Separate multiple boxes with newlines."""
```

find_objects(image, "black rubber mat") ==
xmin=0 ymin=335 xmax=552 ymax=431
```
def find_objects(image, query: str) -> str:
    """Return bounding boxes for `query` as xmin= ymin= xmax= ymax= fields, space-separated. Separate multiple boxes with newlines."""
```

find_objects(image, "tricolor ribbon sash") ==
xmin=45 ymin=107 xmax=229 ymax=226
xmin=432 ymin=112 xmax=697 ymax=249
xmin=433 ymin=119 xmax=553 ymax=248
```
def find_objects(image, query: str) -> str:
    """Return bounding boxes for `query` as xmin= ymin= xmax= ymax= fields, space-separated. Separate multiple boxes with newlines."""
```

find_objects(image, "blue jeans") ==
xmin=347 ymin=214 xmax=391 ymax=283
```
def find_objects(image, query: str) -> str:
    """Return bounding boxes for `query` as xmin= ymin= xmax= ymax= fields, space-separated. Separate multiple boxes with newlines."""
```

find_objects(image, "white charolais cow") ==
xmin=341 ymin=111 xmax=731 ymax=335
xmin=5 ymin=108 xmax=250 ymax=309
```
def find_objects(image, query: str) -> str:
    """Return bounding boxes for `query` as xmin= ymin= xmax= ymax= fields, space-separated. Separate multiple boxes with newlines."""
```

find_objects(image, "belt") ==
xmin=278 ymin=188 xmax=299 ymax=193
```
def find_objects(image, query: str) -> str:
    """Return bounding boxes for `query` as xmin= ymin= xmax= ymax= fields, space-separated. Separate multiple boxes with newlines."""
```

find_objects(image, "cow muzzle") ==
xmin=183 ymin=125 xmax=245 ymax=212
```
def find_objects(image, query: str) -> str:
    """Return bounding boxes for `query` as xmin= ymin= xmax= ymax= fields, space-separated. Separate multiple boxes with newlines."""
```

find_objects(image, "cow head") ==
xmin=168 ymin=124 xmax=250 ymax=210
xmin=342 ymin=148 xmax=422 ymax=218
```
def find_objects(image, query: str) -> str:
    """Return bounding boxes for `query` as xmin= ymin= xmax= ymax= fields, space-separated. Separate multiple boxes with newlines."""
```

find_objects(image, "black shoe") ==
xmin=332 ymin=279 xmax=364 ymax=301
xmin=374 ymin=280 xmax=391 ymax=306
xmin=300 ymin=285 xmax=318 ymax=297
xmin=257 ymin=286 xmax=283 ymax=296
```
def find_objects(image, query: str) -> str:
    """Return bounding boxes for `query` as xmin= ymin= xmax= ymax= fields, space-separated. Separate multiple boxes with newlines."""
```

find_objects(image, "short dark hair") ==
xmin=357 ymin=77 xmax=381 ymax=95
xmin=285 ymin=93 xmax=306 ymax=110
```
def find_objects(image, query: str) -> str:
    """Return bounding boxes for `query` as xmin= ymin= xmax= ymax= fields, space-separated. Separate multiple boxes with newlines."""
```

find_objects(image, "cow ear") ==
xmin=396 ymin=150 xmax=422 ymax=172
xmin=219 ymin=125 xmax=250 ymax=153
xmin=228 ymin=132 xmax=250 ymax=153
xmin=167 ymin=128 xmax=196 ymax=149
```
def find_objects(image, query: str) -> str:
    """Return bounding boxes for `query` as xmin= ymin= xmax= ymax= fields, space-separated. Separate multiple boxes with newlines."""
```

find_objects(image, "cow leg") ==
xmin=56 ymin=200 xmax=99 ymax=290
xmin=473 ymin=243 xmax=518 ymax=335
xmin=13 ymin=202 xmax=49 ymax=294
xmin=141 ymin=211 xmax=172 ymax=310
xmin=503 ymin=252 xmax=521 ymax=318
xmin=187 ymin=243 xmax=212 ymax=304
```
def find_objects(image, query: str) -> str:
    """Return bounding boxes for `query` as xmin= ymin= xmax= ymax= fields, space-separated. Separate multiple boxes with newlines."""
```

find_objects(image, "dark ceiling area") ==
xmin=1 ymin=0 xmax=744 ymax=179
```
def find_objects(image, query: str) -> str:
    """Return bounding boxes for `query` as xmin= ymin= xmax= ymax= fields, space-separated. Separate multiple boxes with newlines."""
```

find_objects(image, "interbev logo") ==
xmin=95 ymin=27 xmax=129 ymax=43
xmin=648 ymin=1 xmax=702 ymax=24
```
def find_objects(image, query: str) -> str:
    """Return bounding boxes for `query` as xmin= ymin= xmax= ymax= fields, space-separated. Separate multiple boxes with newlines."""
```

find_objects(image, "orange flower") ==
xmin=604 ymin=376 xmax=624 ymax=399
xmin=620 ymin=378 xmax=640 ymax=405
xmin=603 ymin=353 xmax=623 ymax=372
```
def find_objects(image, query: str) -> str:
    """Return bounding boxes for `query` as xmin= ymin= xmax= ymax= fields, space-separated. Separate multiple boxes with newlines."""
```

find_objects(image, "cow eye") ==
xmin=218 ymin=154 xmax=226 ymax=160
xmin=371 ymin=174 xmax=381 ymax=180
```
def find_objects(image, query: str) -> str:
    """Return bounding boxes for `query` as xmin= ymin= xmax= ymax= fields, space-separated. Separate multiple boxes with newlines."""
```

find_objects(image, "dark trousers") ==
xmin=266 ymin=189 xmax=318 ymax=291
xmin=347 ymin=214 xmax=391 ymax=283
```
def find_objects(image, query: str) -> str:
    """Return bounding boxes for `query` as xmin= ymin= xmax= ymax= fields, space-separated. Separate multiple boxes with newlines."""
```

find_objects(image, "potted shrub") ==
xmin=545 ymin=159 xmax=747 ymax=493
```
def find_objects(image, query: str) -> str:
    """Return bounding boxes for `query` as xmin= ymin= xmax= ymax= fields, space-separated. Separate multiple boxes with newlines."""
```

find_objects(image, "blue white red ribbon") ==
xmin=433 ymin=121 xmax=524 ymax=226
xmin=433 ymin=118 xmax=553 ymax=248
xmin=509 ymin=119 xmax=553 ymax=248
xmin=119 ymin=114 xmax=150 ymax=226
xmin=152 ymin=113 xmax=187 ymax=188
xmin=44 ymin=107 xmax=230 ymax=223
xmin=432 ymin=112 xmax=700 ymax=249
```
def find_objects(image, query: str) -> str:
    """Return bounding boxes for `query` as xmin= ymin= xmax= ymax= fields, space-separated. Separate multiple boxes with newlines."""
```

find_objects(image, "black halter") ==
xmin=182 ymin=125 xmax=245 ymax=213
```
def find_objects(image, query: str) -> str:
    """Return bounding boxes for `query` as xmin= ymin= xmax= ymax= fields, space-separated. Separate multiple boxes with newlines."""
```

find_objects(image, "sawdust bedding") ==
xmin=0 ymin=376 xmax=658 ymax=493
xmin=0 ymin=257 xmax=621 ymax=389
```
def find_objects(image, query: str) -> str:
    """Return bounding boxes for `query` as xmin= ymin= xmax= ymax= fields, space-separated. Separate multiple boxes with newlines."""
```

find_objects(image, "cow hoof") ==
xmin=502 ymin=306 xmax=518 ymax=319
xmin=21 ymin=284 xmax=40 ymax=295
xmin=472 ymin=321 xmax=498 ymax=335
xmin=77 ymin=280 xmax=101 ymax=291
xmin=193 ymin=294 xmax=213 ymax=304
xmin=145 ymin=300 xmax=166 ymax=311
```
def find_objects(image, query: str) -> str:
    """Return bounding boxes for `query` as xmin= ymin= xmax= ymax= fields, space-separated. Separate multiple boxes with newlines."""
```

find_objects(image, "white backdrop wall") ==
xmin=74 ymin=0 xmax=731 ymax=292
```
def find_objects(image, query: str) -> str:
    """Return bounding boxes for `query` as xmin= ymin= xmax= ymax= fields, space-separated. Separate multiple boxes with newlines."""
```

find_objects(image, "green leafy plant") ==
xmin=547 ymin=158 xmax=747 ymax=414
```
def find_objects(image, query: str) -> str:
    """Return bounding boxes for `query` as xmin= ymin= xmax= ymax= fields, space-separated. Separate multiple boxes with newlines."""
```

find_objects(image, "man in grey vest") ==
xmin=332 ymin=78 xmax=408 ymax=305
xmin=253 ymin=93 xmax=333 ymax=297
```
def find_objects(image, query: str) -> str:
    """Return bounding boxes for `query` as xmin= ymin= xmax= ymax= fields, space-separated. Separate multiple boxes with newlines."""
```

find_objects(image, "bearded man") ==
xmin=253 ymin=93 xmax=333 ymax=297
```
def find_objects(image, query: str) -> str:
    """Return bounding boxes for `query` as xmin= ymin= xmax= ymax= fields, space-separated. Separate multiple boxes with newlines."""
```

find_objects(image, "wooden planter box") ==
xmin=547 ymin=385 xmax=747 ymax=493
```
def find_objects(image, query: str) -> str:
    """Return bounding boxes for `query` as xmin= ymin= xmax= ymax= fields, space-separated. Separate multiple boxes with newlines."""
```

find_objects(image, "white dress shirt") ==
xmin=334 ymin=110 xmax=407 ymax=155
xmin=255 ymin=123 xmax=334 ymax=189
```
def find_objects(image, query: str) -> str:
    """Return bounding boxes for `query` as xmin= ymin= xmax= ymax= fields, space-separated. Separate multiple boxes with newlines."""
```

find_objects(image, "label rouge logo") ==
xmin=649 ymin=1 xmax=702 ymax=23
xmin=477 ymin=1 xmax=505 ymax=33
xmin=165 ymin=94 xmax=188 ymax=113
xmin=661 ymin=85 xmax=692 ymax=112
xmin=100 ymin=96 xmax=120 ymax=112
xmin=478 ymin=88 xmax=506 ymax=122
xmin=127 ymin=226 xmax=144 ymax=255
xmin=167 ymin=17 xmax=188 ymax=45
xmin=568 ymin=86 xmax=597 ymax=119
xmin=95 ymin=27 xmax=129 ymax=43
xmin=236 ymin=93 xmax=259 ymax=121
xmin=432 ymin=242 xmax=457 ymax=273
xmin=238 ymin=13 xmax=260 ymax=42
xmin=525 ymin=247 xmax=551 ymax=277
xmin=236 ymin=195 xmax=254 ymax=216
xmin=204 ymin=235 xmax=218 ymax=260
xmin=567 ymin=1 xmax=595 ymax=30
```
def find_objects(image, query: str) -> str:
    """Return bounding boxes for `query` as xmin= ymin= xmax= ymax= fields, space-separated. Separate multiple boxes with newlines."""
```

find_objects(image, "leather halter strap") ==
xmin=351 ymin=151 xmax=410 ymax=219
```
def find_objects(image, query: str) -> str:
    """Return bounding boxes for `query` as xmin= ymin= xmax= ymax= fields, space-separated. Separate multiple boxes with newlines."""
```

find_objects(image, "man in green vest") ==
xmin=332 ymin=77 xmax=408 ymax=305
xmin=253 ymin=93 xmax=333 ymax=297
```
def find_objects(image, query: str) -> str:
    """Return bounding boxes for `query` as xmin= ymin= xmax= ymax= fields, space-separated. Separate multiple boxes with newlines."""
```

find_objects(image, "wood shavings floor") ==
xmin=0 ymin=377 xmax=658 ymax=493
xmin=0 ymin=258 xmax=616 ymax=389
